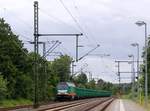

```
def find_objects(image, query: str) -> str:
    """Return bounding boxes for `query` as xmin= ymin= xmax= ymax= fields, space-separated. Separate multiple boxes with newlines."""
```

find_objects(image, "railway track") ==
xmin=0 ymin=99 xmax=91 ymax=111
xmin=36 ymin=98 xmax=105 ymax=111
xmin=43 ymin=97 xmax=114 ymax=111
xmin=0 ymin=97 xmax=114 ymax=111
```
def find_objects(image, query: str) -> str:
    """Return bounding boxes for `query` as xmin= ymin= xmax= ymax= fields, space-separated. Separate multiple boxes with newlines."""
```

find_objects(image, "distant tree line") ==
xmin=72 ymin=72 xmax=118 ymax=95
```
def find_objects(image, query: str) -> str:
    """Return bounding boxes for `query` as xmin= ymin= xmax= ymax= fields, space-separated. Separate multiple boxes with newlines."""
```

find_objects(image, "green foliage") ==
xmin=140 ymin=37 xmax=150 ymax=95
xmin=86 ymin=79 xmax=96 ymax=89
xmin=51 ymin=55 xmax=72 ymax=82
xmin=46 ymin=85 xmax=56 ymax=101
xmin=44 ymin=55 xmax=72 ymax=101
xmin=0 ymin=98 xmax=32 ymax=108
xmin=72 ymin=72 xmax=117 ymax=94
xmin=0 ymin=18 xmax=32 ymax=99
xmin=0 ymin=75 xmax=7 ymax=100
xmin=96 ymin=79 xmax=118 ymax=94
xmin=14 ymin=74 xmax=33 ymax=99
xmin=75 ymin=72 xmax=88 ymax=85
xmin=97 ymin=79 xmax=112 ymax=90
xmin=77 ymin=84 xmax=86 ymax=88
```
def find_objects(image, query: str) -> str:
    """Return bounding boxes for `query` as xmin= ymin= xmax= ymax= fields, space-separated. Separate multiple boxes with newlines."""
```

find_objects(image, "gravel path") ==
xmin=105 ymin=99 xmax=146 ymax=111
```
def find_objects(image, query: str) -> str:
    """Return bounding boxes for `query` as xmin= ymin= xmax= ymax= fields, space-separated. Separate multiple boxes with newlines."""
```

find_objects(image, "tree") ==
xmin=75 ymin=72 xmax=88 ymax=86
xmin=96 ymin=78 xmax=118 ymax=94
xmin=0 ymin=18 xmax=33 ymax=99
xmin=51 ymin=55 xmax=72 ymax=82
xmin=86 ymin=79 xmax=96 ymax=89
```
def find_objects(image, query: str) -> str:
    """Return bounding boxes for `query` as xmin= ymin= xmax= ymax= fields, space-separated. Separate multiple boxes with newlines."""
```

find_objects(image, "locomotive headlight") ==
xmin=57 ymin=92 xmax=68 ymax=94
xmin=57 ymin=92 xmax=61 ymax=94
xmin=57 ymin=90 xmax=68 ymax=94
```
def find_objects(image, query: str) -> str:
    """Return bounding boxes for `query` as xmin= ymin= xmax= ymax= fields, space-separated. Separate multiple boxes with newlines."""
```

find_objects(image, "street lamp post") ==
xmin=135 ymin=21 xmax=148 ymax=106
xmin=128 ymin=54 xmax=135 ymax=98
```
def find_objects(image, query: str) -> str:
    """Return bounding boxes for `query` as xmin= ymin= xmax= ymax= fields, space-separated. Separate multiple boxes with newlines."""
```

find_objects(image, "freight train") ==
xmin=56 ymin=82 xmax=112 ymax=100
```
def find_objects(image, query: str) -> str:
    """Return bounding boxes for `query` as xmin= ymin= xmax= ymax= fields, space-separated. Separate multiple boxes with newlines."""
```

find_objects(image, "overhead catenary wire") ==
xmin=99 ymin=57 xmax=119 ymax=79
xmin=57 ymin=0 xmax=101 ymax=62
xmin=71 ymin=0 xmax=100 ymax=45
xmin=39 ymin=8 xmax=79 ymax=31
xmin=60 ymin=44 xmax=73 ymax=57
xmin=12 ymin=28 xmax=33 ymax=41
xmin=39 ymin=1 xmax=99 ymax=52
xmin=59 ymin=47 xmax=70 ymax=56
xmin=58 ymin=0 xmax=96 ymax=43
xmin=58 ymin=0 xmax=83 ymax=33
xmin=58 ymin=0 xmax=99 ymax=46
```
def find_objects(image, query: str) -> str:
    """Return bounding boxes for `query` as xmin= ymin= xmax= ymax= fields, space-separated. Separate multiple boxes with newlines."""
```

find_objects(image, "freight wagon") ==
xmin=56 ymin=82 xmax=112 ymax=100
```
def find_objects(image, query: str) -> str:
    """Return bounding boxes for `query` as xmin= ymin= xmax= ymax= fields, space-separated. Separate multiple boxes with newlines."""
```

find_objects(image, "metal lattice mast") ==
xmin=42 ymin=42 xmax=47 ymax=101
xmin=115 ymin=61 xmax=121 ymax=87
xmin=76 ymin=35 xmax=79 ymax=62
xmin=34 ymin=1 xmax=39 ymax=108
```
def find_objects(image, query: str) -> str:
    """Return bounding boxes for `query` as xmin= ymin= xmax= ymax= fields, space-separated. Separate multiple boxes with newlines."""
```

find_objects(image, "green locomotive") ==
xmin=56 ymin=82 xmax=112 ymax=100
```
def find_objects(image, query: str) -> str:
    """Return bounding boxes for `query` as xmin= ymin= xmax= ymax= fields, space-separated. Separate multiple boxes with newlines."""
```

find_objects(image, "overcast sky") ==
xmin=1 ymin=0 xmax=149 ymax=83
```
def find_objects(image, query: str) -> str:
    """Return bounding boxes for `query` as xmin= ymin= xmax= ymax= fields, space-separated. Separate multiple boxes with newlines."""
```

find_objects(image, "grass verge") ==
xmin=0 ymin=98 xmax=33 ymax=108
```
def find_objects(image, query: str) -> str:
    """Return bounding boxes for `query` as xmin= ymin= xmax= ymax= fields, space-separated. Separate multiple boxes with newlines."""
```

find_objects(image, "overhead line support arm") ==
xmin=36 ymin=33 xmax=83 ymax=37
xmin=78 ymin=44 xmax=100 ymax=61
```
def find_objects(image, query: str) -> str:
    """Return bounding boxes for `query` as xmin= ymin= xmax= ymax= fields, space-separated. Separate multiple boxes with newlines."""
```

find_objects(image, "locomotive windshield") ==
xmin=57 ymin=83 xmax=68 ymax=90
